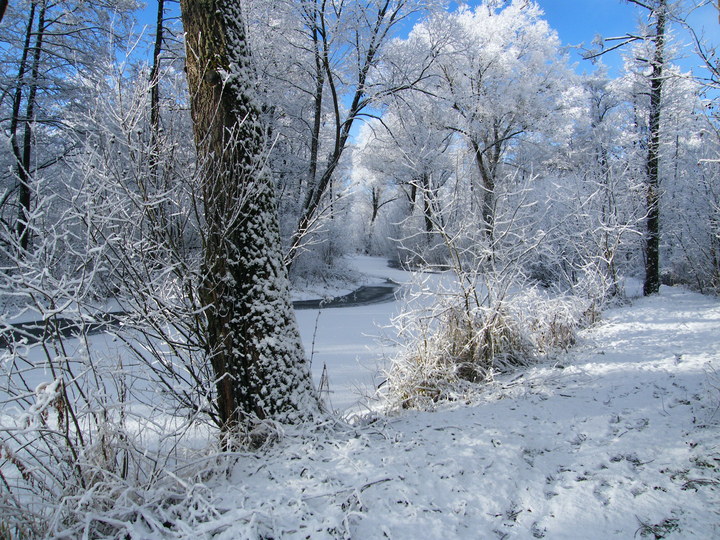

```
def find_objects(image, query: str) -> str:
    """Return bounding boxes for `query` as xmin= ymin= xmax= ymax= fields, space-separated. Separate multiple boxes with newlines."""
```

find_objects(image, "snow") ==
xmin=297 ymin=303 xmax=392 ymax=413
xmin=296 ymin=256 xmax=410 ymax=413
xmin=203 ymin=261 xmax=720 ymax=539
xmin=3 ymin=257 xmax=720 ymax=537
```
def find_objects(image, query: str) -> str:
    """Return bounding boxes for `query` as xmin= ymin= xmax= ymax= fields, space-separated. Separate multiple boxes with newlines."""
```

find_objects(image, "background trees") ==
xmin=352 ymin=98 xmax=455 ymax=262
xmin=430 ymin=1 xmax=572 ymax=244
xmin=245 ymin=0 xmax=442 ymax=272
xmin=0 ymin=0 xmax=136 ymax=253
xmin=354 ymin=0 xmax=580 ymax=277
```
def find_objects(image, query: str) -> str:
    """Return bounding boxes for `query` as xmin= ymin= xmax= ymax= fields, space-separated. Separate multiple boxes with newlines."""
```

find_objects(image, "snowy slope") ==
xmin=170 ymin=285 xmax=720 ymax=539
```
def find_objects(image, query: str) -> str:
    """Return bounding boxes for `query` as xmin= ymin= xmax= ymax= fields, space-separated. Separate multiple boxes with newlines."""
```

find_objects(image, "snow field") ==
xmin=296 ymin=256 xmax=414 ymax=413
xmin=200 ymin=286 xmax=720 ymax=539
xmin=2 ymin=257 xmax=718 ymax=538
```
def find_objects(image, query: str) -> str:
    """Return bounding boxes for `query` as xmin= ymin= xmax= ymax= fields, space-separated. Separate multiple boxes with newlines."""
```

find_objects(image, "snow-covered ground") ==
xmin=181 ymin=260 xmax=720 ymax=539
xmin=3 ymin=257 xmax=720 ymax=538
xmin=296 ymin=256 xmax=412 ymax=413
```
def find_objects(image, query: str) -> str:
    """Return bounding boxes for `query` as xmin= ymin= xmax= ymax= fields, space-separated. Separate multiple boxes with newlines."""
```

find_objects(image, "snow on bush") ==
xmin=382 ymin=267 xmax=607 ymax=411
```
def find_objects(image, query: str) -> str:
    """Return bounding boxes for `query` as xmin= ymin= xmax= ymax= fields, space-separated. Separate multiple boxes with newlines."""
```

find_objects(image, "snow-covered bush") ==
xmin=384 ymin=299 xmax=528 ymax=409
xmin=0 ymin=201 xmax=146 ymax=536
xmin=0 ymin=110 xmax=211 ymax=536
xmin=383 ymin=272 xmax=602 ymax=411
xmin=382 ymin=185 xmax=613 ymax=411
xmin=0 ymin=354 xmax=138 ymax=537
xmin=0 ymin=214 xmax=218 ymax=537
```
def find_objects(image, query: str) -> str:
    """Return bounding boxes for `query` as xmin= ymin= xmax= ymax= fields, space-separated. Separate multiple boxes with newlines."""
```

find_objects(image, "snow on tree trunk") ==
xmin=643 ymin=0 xmax=666 ymax=296
xmin=179 ymin=0 xmax=320 ymax=438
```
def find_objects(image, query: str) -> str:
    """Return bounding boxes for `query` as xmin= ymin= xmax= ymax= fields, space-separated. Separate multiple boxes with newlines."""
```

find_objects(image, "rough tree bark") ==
xmin=642 ymin=0 xmax=666 ymax=296
xmin=179 ymin=0 xmax=320 ymax=440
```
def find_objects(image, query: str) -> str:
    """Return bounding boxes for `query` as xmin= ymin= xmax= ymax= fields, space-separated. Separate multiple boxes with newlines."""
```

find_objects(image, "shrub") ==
xmin=382 ymin=265 xmax=608 ymax=412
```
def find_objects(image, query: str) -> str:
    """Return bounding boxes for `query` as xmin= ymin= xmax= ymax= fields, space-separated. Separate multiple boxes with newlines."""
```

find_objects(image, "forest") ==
xmin=1 ymin=0 xmax=719 ymax=537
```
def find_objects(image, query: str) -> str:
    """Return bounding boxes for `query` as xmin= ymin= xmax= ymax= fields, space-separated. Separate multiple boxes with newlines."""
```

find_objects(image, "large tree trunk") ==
xmin=179 ymin=0 xmax=320 ymax=441
xmin=643 ymin=0 xmax=666 ymax=296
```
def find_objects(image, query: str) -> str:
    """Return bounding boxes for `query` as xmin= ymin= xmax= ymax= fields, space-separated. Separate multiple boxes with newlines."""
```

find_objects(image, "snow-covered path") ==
xmin=200 ymin=287 xmax=720 ymax=539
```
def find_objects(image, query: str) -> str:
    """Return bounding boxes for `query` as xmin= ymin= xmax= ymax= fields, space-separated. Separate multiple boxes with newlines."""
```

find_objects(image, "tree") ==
xmin=679 ymin=2 xmax=720 ymax=292
xmin=246 ymin=0 xmax=439 ymax=269
xmin=551 ymin=67 xmax=646 ymax=297
xmin=353 ymin=99 xmax=454 ymax=262
xmin=585 ymin=0 xmax=673 ymax=295
xmin=659 ymin=71 xmax=719 ymax=291
xmin=148 ymin=0 xmax=165 ymax=191
xmin=178 ymin=0 xmax=320 ymax=440
xmin=426 ymin=0 xmax=571 ymax=243
xmin=9 ymin=0 xmax=45 ymax=251
xmin=0 ymin=0 xmax=135 ymax=252
xmin=637 ymin=0 xmax=668 ymax=295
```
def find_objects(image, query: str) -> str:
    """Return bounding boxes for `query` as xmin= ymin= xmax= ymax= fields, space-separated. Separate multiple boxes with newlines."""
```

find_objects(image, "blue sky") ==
xmin=513 ymin=0 xmax=720 ymax=76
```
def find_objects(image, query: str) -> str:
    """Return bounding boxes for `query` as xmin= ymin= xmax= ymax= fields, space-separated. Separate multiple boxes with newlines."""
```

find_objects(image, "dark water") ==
xmin=293 ymin=281 xmax=397 ymax=310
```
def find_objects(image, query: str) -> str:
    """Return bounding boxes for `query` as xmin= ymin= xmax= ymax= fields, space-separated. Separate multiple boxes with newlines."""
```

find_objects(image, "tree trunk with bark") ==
xmin=11 ymin=0 xmax=46 ymax=251
xmin=179 ymin=0 xmax=320 ymax=441
xmin=148 ymin=0 xmax=164 ymax=188
xmin=420 ymin=172 xmax=434 ymax=237
xmin=643 ymin=0 xmax=666 ymax=296
xmin=471 ymin=138 xmax=498 ymax=243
